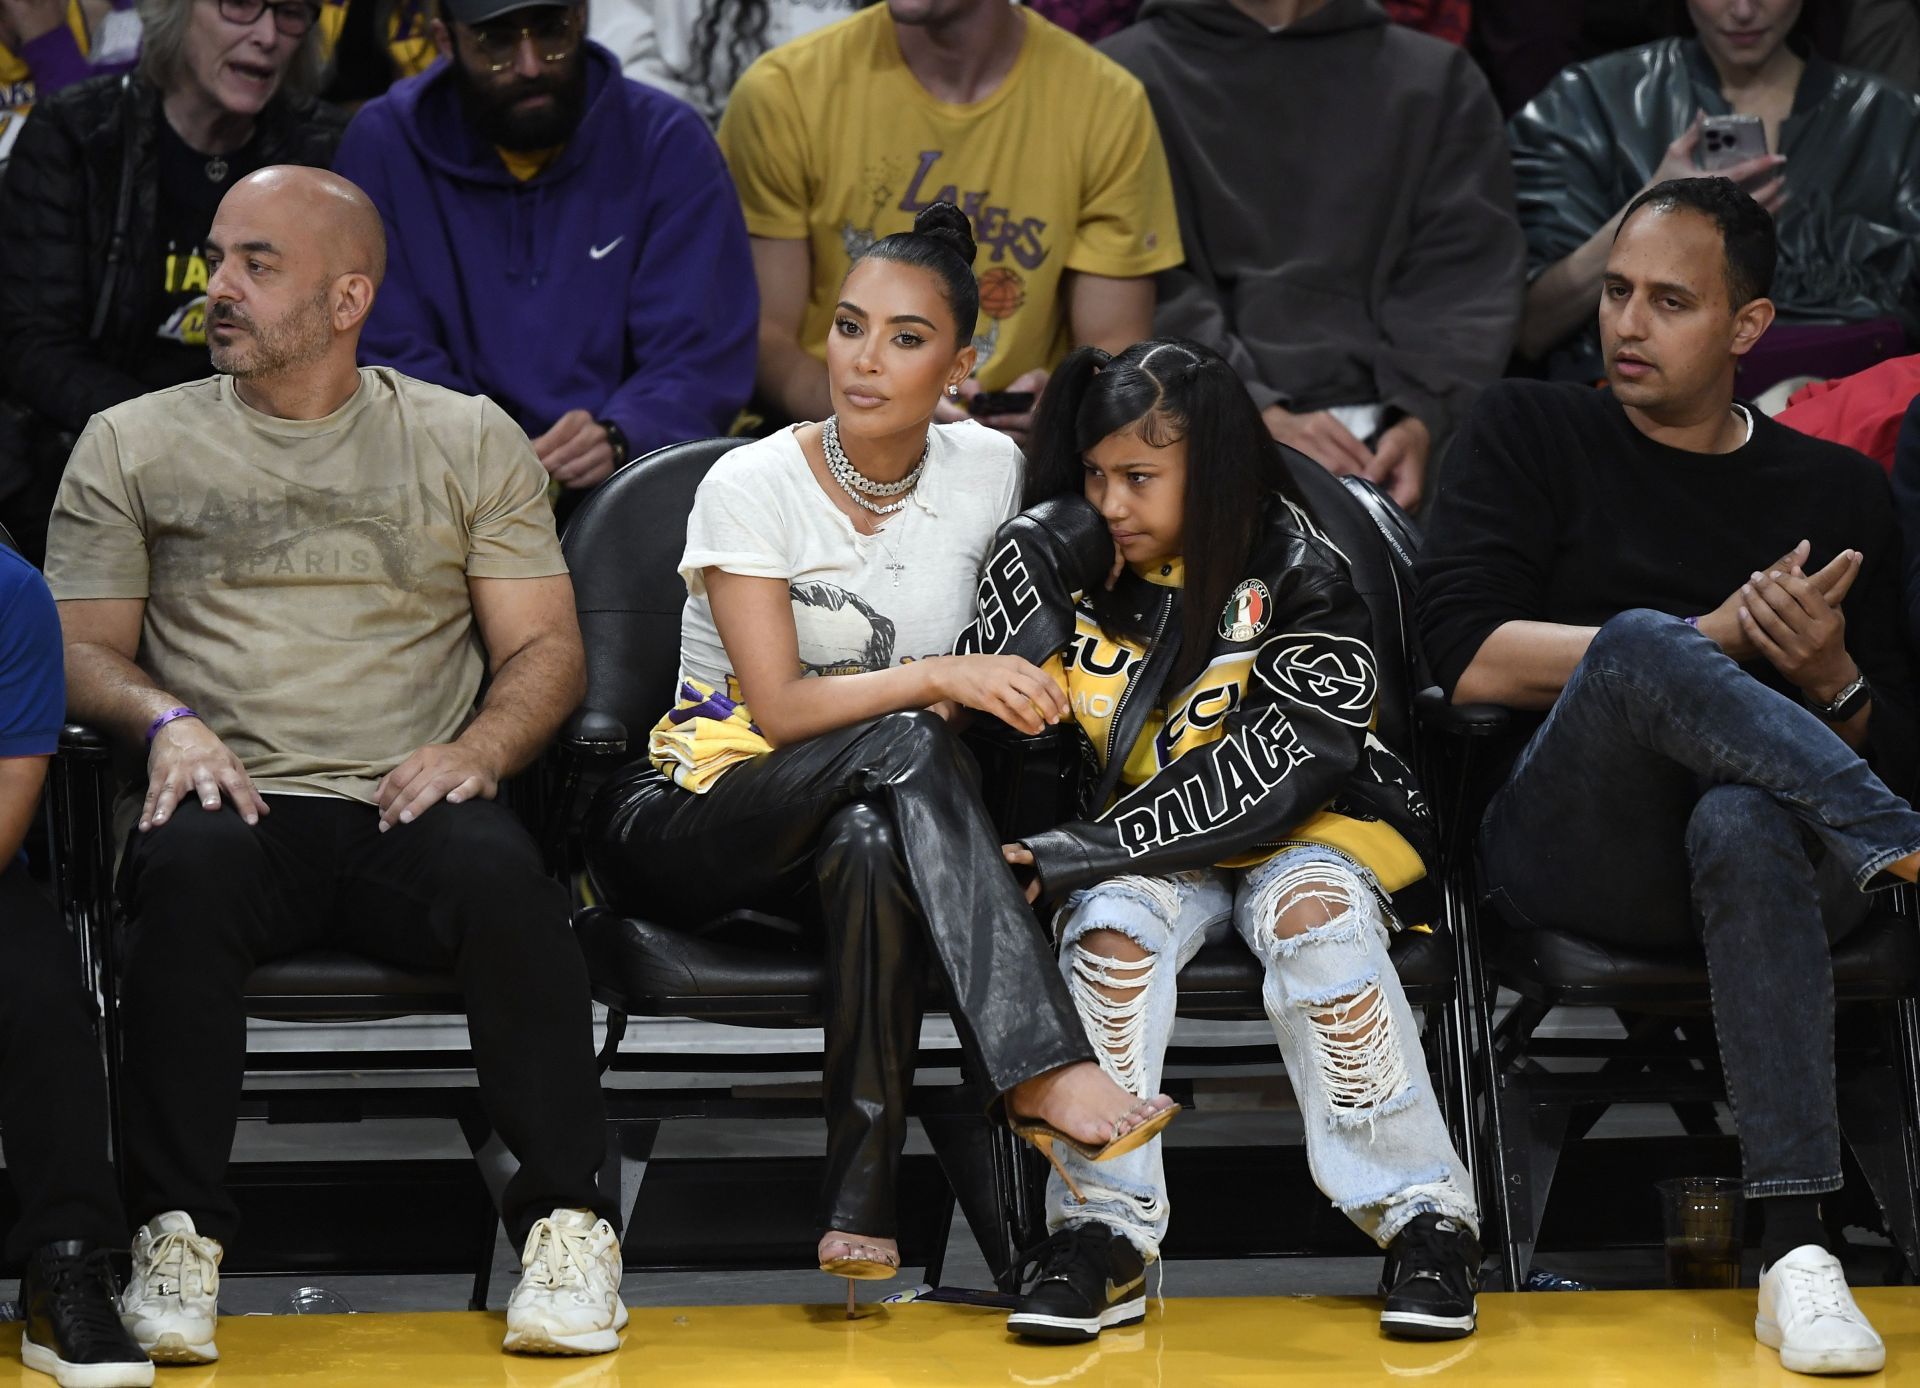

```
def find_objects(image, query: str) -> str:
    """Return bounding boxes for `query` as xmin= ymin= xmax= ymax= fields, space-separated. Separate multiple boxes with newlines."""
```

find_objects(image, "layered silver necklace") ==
xmin=822 ymin=415 xmax=928 ymax=516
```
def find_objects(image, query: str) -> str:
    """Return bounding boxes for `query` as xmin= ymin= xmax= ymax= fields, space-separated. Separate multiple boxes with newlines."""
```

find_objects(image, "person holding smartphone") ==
xmin=1510 ymin=0 xmax=1920 ymax=386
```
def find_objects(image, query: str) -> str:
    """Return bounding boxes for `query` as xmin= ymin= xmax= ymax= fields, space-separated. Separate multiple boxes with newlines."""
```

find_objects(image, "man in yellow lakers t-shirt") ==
xmin=718 ymin=0 xmax=1183 ymax=444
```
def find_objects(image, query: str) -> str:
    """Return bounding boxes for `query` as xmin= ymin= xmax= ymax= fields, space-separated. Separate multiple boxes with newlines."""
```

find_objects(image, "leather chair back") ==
xmin=1279 ymin=448 xmax=1423 ymax=755
xmin=560 ymin=437 xmax=749 ymax=744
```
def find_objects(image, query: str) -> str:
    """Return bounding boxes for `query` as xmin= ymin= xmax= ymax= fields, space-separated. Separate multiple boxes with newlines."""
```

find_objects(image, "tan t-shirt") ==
xmin=44 ymin=366 xmax=566 ymax=803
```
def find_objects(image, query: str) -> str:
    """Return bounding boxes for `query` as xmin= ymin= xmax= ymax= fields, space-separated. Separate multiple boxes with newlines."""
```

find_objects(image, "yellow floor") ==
xmin=6 ymin=1290 xmax=1920 ymax=1386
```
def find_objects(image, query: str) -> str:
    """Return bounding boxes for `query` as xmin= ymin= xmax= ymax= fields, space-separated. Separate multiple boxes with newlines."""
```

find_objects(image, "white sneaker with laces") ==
xmin=118 ymin=1211 xmax=221 ymax=1365
xmin=503 ymin=1209 xmax=626 ymax=1356
xmin=1755 ymin=1244 xmax=1885 ymax=1375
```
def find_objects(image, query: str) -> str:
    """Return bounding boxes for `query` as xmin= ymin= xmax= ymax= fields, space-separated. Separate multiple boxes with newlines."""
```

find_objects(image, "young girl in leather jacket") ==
xmin=956 ymin=339 xmax=1482 ymax=1344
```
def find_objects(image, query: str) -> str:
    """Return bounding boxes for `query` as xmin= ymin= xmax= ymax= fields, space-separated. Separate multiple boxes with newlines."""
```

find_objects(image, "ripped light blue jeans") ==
xmin=1045 ymin=845 xmax=1478 ymax=1258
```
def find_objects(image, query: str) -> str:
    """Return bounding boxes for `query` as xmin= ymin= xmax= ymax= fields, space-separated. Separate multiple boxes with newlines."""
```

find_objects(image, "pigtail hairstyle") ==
xmin=1022 ymin=345 xmax=1112 ymax=509
xmin=1024 ymin=339 xmax=1315 ymax=690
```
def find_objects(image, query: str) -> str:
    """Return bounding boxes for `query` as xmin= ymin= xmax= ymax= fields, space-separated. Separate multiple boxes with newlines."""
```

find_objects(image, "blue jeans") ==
xmin=1043 ymin=846 xmax=1478 ymax=1258
xmin=1482 ymin=609 xmax=1920 ymax=1196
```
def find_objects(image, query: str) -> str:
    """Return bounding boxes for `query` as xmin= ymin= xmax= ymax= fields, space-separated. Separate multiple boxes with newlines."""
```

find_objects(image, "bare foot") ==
xmin=817 ymin=1231 xmax=899 ymax=1271
xmin=1006 ymin=1061 xmax=1174 ymax=1149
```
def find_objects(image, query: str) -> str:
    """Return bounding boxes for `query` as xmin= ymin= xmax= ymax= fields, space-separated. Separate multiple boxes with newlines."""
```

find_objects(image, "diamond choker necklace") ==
xmin=822 ymin=415 xmax=927 ymax=516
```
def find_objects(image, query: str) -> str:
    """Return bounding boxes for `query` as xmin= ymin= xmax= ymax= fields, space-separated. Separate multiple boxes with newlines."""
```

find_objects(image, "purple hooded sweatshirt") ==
xmin=333 ymin=42 xmax=757 ymax=456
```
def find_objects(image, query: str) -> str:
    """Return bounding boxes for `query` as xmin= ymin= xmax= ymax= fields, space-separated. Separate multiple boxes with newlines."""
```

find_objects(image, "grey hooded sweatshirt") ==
xmin=1102 ymin=0 xmax=1524 ymax=443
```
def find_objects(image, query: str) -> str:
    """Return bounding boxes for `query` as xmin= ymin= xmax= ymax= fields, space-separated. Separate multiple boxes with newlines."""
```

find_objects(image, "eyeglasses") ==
xmin=466 ymin=7 xmax=579 ymax=71
xmin=215 ymin=0 xmax=320 ymax=37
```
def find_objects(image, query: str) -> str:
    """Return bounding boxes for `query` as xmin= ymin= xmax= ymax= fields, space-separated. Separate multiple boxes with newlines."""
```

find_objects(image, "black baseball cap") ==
xmin=439 ymin=0 xmax=570 ymax=26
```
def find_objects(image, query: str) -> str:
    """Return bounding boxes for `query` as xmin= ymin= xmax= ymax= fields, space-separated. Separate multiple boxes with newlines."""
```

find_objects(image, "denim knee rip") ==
xmin=1059 ymin=873 xmax=1190 ymax=1100
xmin=1245 ymin=863 xmax=1418 ymax=1133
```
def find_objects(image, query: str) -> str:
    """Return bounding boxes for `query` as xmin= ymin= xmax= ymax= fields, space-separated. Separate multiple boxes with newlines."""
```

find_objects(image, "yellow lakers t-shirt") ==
xmin=717 ymin=6 xmax=1184 ymax=388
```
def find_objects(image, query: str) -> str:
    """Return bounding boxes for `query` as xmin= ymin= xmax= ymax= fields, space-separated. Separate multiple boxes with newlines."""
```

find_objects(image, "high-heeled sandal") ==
xmin=818 ymin=1234 xmax=899 ymax=1317
xmin=1009 ymin=1097 xmax=1182 ymax=1204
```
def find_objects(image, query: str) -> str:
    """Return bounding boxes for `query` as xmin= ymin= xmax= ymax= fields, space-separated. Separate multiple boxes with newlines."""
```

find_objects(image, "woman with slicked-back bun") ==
xmin=587 ymin=204 xmax=1179 ymax=1307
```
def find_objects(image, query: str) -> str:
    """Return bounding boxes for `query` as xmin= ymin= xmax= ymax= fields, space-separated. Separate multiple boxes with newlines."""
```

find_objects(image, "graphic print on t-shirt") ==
xmin=791 ymin=579 xmax=897 ymax=675
xmin=157 ymin=245 xmax=212 ymax=349
xmin=838 ymin=152 xmax=1044 ymax=379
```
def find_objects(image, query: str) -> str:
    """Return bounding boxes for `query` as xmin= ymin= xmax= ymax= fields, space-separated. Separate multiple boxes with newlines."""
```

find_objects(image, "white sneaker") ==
xmin=1756 ymin=1244 xmax=1886 ymax=1375
xmin=503 ymin=1209 xmax=627 ymax=1356
xmin=118 ymin=1212 xmax=221 ymax=1365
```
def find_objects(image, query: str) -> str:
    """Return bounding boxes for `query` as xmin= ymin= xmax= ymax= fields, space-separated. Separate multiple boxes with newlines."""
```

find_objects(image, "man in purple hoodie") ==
xmin=332 ymin=0 xmax=756 ymax=494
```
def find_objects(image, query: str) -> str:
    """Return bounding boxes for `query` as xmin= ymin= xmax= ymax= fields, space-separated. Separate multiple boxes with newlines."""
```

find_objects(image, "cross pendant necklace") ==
xmin=869 ymin=524 xmax=907 ymax=587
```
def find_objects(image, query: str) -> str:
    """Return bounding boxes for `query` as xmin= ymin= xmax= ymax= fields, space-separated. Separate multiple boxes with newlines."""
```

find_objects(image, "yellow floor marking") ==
xmin=5 ymin=1289 xmax=1919 ymax=1385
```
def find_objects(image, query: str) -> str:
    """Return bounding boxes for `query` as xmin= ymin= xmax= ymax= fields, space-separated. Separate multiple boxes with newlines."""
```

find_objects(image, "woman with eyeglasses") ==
xmin=0 ymin=0 xmax=344 ymax=563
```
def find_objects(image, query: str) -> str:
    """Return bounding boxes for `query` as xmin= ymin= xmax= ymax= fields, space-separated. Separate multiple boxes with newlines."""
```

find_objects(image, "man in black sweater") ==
xmin=1418 ymin=178 xmax=1920 ymax=1378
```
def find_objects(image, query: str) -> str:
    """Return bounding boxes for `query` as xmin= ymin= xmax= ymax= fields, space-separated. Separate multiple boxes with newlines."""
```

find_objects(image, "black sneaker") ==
xmin=1378 ymin=1212 xmax=1480 ymax=1340
xmin=1007 ymin=1224 xmax=1147 ymax=1343
xmin=22 ymin=1241 xmax=155 ymax=1387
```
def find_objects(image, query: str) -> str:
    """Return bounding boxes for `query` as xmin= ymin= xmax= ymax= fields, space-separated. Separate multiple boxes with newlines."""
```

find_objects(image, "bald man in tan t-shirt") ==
xmin=47 ymin=168 xmax=628 ymax=1364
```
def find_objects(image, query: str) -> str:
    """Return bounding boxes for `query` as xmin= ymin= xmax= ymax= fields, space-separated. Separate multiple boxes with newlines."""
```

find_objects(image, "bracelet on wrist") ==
xmin=599 ymin=419 xmax=629 ymax=472
xmin=145 ymin=706 xmax=200 ymax=743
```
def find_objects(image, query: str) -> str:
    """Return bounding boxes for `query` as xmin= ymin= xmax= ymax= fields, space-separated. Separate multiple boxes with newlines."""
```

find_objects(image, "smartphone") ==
xmin=969 ymin=390 xmax=1036 ymax=417
xmin=1700 ymin=114 xmax=1768 ymax=171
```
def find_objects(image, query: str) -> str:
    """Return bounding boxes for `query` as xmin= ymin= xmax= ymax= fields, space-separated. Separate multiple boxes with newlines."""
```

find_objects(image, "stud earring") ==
xmin=947 ymin=384 xmax=960 ymax=397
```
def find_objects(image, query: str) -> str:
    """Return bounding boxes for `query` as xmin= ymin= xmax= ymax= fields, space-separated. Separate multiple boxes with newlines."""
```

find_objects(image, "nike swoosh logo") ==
xmin=589 ymin=237 xmax=624 ymax=260
xmin=1105 ymin=1273 xmax=1145 ymax=1301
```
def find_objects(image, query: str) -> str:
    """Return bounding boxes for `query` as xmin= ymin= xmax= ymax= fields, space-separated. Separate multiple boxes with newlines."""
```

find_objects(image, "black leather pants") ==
xmin=585 ymin=710 xmax=1094 ymax=1236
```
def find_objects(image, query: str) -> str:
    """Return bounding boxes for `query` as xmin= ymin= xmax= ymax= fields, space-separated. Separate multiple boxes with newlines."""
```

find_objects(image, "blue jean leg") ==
xmin=1484 ymin=609 xmax=1920 ymax=1193
xmin=1042 ymin=851 xmax=1478 ymax=1257
xmin=1042 ymin=870 xmax=1233 ymax=1257
xmin=1688 ymin=784 xmax=1869 ymax=1195
xmin=1233 ymin=849 xmax=1478 ymax=1245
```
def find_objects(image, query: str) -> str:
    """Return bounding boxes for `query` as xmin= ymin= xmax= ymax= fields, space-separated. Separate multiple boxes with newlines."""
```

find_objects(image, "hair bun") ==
xmin=912 ymin=201 xmax=977 ymax=267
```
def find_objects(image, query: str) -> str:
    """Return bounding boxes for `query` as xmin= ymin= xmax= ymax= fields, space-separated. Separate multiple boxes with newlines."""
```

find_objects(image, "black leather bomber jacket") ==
xmin=0 ymin=73 xmax=345 ymax=438
xmin=954 ymin=491 xmax=1437 ymax=915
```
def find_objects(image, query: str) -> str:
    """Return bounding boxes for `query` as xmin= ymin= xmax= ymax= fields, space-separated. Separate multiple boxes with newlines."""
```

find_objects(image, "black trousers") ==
xmin=116 ymin=795 xmax=613 ymax=1246
xmin=585 ymin=711 xmax=1094 ymax=1237
xmin=0 ymin=865 xmax=125 ymax=1259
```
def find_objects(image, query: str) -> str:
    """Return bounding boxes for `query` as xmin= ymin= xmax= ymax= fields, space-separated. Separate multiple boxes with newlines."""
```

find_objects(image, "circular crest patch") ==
xmin=1220 ymin=579 xmax=1272 ymax=643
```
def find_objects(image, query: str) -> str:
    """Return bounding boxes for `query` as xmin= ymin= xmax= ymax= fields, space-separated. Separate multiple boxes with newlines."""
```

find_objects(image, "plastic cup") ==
xmin=1656 ymin=1176 xmax=1745 ymax=1288
xmin=277 ymin=1286 xmax=354 ymax=1314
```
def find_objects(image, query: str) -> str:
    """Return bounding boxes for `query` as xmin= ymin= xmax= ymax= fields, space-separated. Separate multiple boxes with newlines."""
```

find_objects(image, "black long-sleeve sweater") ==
xmin=1416 ymin=378 xmax=1918 ymax=798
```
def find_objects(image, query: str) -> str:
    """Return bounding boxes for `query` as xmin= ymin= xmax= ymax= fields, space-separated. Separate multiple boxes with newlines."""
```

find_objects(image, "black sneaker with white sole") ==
xmin=1007 ymin=1224 xmax=1147 ymax=1343
xmin=22 ymin=1241 xmax=155 ymax=1387
xmin=1379 ymin=1213 xmax=1480 ymax=1341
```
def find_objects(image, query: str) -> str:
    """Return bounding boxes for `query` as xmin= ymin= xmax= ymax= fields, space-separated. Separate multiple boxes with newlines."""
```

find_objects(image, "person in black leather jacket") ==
xmin=1510 ymin=0 xmax=1920 ymax=382
xmin=0 ymin=0 xmax=344 ymax=562
xmin=962 ymin=340 xmax=1481 ymax=1346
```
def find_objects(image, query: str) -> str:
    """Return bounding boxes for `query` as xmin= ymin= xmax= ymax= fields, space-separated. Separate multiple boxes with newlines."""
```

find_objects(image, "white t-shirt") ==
xmin=677 ymin=419 xmax=1023 ymax=692
xmin=586 ymin=0 xmax=860 ymax=125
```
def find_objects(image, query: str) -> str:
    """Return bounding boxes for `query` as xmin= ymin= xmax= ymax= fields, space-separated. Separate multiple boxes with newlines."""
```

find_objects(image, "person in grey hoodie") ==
xmin=1102 ymin=0 xmax=1524 ymax=510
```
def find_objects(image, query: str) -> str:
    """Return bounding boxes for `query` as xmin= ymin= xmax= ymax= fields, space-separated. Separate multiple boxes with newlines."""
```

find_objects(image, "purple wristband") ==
xmin=1683 ymin=616 xmax=1700 ymax=628
xmin=145 ymin=707 xmax=200 ymax=743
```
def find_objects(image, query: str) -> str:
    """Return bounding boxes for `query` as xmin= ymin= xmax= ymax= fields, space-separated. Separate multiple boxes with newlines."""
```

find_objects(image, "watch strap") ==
xmin=1809 ymin=674 xmax=1871 ymax=723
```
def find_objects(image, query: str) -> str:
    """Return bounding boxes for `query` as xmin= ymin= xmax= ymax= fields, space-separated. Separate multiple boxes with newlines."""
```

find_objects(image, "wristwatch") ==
xmin=1807 ymin=672 xmax=1872 ymax=723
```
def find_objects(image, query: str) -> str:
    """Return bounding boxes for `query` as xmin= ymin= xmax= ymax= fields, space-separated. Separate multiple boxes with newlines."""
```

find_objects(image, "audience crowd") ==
xmin=8 ymin=0 xmax=1920 ymax=1383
